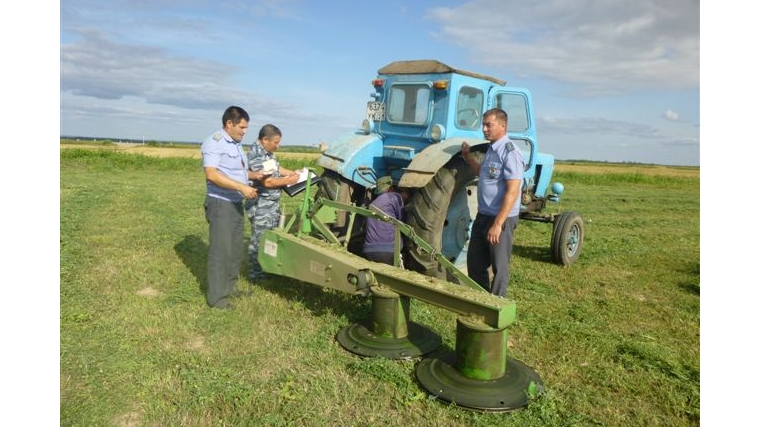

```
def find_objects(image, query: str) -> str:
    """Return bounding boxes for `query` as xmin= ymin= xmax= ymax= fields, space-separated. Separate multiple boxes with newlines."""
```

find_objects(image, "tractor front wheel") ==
xmin=314 ymin=170 xmax=367 ymax=254
xmin=550 ymin=211 xmax=584 ymax=265
xmin=315 ymin=170 xmax=355 ymax=228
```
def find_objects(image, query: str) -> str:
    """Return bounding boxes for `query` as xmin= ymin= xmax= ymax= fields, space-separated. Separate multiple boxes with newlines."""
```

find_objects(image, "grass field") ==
xmin=60 ymin=145 xmax=700 ymax=427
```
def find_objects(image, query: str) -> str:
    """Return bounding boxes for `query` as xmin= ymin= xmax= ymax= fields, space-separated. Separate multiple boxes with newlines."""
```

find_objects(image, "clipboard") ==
xmin=284 ymin=169 xmax=321 ymax=197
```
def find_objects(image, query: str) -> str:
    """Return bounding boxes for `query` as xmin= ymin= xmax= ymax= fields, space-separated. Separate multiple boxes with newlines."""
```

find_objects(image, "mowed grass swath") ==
xmin=60 ymin=147 xmax=699 ymax=427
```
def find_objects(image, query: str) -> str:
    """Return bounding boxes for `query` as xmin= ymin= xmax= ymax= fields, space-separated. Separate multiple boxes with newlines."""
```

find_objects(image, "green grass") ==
xmin=60 ymin=149 xmax=699 ymax=427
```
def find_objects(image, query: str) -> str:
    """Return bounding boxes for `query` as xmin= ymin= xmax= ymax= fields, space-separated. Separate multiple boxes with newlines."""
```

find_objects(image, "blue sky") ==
xmin=59 ymin=0 xmax=700 ymax=166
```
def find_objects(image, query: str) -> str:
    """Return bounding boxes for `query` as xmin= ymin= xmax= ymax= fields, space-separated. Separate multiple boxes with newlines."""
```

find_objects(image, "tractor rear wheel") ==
xmin=405 ymin=155 xmax=479 ymax=280
xmin=550 ymin=211 xmax=584 ymax=265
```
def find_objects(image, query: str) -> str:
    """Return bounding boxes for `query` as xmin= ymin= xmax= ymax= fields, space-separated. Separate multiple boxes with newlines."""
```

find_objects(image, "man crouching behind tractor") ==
xmin=362 ymin=176 xmax=410 ymax=266
xmin=461 ymin=108 xmax=525 ymax=297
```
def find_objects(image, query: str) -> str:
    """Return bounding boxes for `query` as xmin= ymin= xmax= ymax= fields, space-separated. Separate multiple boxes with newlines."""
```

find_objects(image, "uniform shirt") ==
xmin=364 ymin=192 xmax=405 ymax=253
xmin=247 ymin=140 xmax=282 ymax=203
xmin=476 ymin=135 xmax=525 ymax=217
xmin=201 ymin=129 xmax=248 ymax=202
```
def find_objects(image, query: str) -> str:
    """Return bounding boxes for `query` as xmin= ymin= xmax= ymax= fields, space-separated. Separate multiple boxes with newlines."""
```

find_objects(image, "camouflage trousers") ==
xmin=245 ymin=198 xmax=281 ymax=279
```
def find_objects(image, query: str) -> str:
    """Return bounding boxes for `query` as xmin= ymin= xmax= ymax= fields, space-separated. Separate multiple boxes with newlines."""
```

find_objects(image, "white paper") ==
xmin=260 ymin=159 xmax=277 ymax=174
xmin=287 ymin=168 xmax=317 ymax=187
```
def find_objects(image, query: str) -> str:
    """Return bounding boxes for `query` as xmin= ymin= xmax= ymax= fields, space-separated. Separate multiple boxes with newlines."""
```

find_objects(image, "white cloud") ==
xmin=427 ymin=0 xmax=699 ymax=96
xmin=664 ymin=109 xmax=680 ymax=121
xmin=61 ymin=29 xmax=259 ymax=110
xmin=538 ymin=115 xmax=661 ymax=139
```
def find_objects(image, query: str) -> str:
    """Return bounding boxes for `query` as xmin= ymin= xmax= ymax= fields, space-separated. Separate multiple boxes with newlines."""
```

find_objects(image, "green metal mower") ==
xmin=257 ymin=171 xmax=544 ymax=412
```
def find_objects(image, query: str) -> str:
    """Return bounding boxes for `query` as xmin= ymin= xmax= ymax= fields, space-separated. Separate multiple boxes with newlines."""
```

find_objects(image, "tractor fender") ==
xmin=532 ymin=152 xmax=555 ymax=197
xmin=316 ymin=132 xmax=384 ymax=187
xmin=399 ymin=137 xmax=487 ymax=189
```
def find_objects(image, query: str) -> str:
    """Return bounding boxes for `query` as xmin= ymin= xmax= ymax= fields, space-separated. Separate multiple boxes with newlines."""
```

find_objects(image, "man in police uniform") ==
xmin=245 ymin=124 xmax=301 ymax=281
xmin=201 ymin=106 xmax=266 ymax=309
xmin=461 ymin=108 xmax=525 ymax=297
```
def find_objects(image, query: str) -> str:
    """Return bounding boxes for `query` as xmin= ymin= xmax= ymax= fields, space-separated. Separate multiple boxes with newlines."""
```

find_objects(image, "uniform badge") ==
xmin=213 ymin=133 xmax=222 ymax=141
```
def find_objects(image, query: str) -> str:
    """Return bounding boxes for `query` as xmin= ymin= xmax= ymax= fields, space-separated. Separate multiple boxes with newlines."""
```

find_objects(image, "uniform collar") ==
xmin=489 ymin=134 xmax=509 ymax=151
xmin=221 ymin=129 xmax=239 ymax=144
xmin=254 ymin=139 xmax=274 ymax=155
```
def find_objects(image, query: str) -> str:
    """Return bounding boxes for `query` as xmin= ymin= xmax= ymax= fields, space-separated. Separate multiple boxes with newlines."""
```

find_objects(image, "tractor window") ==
xmin=495 ymin=93 xmax=529 ymax=132
xmin=456 ymin=86 xmax=484 ymax=130
xmin=511 ymin=138 xmax=533 ymax=168
xmin=387 ymin=84 xmax=431 ymax=125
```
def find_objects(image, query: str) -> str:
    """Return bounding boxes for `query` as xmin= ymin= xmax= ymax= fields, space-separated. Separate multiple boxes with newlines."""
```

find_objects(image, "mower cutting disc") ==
xmin=337 ymin=321 xmax=441 ymax=359
xmin=416 ymin=352 xmax=544 ymax=412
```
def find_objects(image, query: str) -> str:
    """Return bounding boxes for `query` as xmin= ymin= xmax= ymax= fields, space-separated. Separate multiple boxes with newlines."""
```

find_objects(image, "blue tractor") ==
xmin=316 ymin=60 xmax=584 ymax=280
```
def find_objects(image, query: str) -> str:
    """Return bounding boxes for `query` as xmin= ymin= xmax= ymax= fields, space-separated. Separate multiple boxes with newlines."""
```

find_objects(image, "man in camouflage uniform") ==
xmin=245 ymin=124 xmax=301 ymax=280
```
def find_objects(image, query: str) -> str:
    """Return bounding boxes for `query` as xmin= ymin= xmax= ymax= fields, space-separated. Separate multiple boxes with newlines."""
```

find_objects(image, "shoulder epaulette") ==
xmin=506 ymin=141 xmax=515 ymax=151
xmin=212 ymin=133 xmax=222 ymax=141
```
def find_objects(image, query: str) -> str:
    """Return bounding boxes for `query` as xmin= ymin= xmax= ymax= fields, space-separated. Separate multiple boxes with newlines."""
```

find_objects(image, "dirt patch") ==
xmin=555 ymin=163 xmax=699 ymax=178
xmin=61 ymin=143 xmax=321 ymax=160
xmin=115 ymin=144 xmax=202 ymax=159
xmin=112 ymin=411 xmax=142 ymax=427
xmin=136 ymin=287 xmax=161 ymax=298
xmin=185 ymin=336 xmax=207 ymax=352
xmin=61 ymin=143 xmax=202 ymax=159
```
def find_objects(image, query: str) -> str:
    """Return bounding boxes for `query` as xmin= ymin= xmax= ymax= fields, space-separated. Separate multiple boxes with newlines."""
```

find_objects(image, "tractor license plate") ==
xmin=366 ymin=101 xmax=385 ymax=121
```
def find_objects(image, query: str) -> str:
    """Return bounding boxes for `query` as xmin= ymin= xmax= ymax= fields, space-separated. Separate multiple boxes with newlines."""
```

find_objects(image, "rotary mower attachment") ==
xmin=257 ymin=172 xmax=543 ymax=412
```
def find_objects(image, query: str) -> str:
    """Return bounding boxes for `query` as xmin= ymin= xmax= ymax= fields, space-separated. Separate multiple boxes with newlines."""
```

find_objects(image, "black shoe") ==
xmin=214 ymin=301 xmax=235 ymax=310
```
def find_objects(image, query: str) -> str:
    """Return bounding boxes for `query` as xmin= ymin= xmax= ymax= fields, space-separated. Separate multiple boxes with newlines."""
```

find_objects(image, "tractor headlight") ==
xmin=551 ymin=182 xmax=565 ymax=195
xmin=361 ymin=118 xmax=374 ymax=135
xmin=430 ymin=124 xmax=445 ymax=142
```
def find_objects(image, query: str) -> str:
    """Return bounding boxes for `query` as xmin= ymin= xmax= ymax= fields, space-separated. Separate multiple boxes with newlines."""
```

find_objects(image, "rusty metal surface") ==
xmin=377 ymin=60 xmax=507 ymax=86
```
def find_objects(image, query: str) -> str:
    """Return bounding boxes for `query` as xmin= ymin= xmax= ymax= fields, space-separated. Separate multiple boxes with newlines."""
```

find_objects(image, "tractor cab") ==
xmin=317 ymin=60 xmax=582 ymax=277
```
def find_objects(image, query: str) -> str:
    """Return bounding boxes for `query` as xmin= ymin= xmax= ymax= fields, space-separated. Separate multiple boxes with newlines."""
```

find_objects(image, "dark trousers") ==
xmin=466 ymin=213 xmax=518 ymax=297
xmin=204 ymin=196 xmax=244 ymax=307
xmin=364 ymin=251 xmax=395 ymax=265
